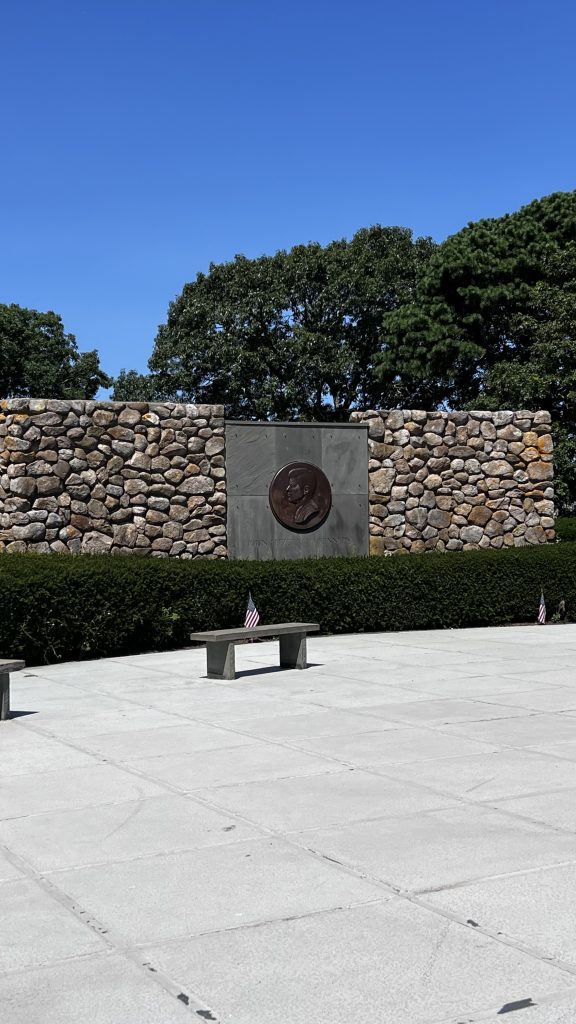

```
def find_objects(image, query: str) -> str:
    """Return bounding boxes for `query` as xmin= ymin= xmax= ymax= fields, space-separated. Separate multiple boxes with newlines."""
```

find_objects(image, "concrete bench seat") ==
xmin=0 ymin=660 xmax=25 ymax=721
xmin=190 ymin=623 xmax=320 ymax=680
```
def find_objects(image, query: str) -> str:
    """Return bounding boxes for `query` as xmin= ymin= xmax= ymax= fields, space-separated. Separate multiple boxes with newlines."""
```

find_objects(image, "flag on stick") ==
xmin=537 ymin=591 xmax=546 ymax=625
xmin=245 ymin=592 xmax=260 ymax=629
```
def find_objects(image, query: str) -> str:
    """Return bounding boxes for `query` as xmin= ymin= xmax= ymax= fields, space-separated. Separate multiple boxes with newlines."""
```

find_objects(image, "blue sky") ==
xmin=2 ymin=0 xmax=575 ymax=384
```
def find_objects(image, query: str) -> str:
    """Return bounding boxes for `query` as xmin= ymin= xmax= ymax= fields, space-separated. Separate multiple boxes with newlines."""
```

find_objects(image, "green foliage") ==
xmin=0 ymin=304 xmax=111 ymax=399
xmin=377 ymin=192 xmax=576 ymax=508
xmin=1 ymin=545 xmax=574 ymax=666
xmin=378 ymin=192 xmax=576 ymax=403
xmin=112 ymin=368 xmax=169 ymax=402
xmin=556 ymin=518 xmax=576 ymax=542
xmin=125 ymin=227 xmax=436 ymax=420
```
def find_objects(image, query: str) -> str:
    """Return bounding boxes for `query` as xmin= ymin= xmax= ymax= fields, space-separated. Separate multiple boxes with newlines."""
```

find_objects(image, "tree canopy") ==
xmin=123 ymin=227 xmax=436 ymax=419
xmin=0 ymin=304 xmax=110 ymax=400
xmin=377 ymin=191 xmax=576 ymax=405
xmin=376 ymin=191 xmax=576 ymax=506
xmin=111 ymin=189 xmax=576 ymax=509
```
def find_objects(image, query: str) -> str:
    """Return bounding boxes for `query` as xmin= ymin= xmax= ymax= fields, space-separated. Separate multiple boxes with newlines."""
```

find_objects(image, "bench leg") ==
xmin=279 ymin=633 xmax=307 ymax=670
xmin=0 ymin=673 xmax=10 ymax=721
xmin=206 ymin=642 xmax=236 ymax=680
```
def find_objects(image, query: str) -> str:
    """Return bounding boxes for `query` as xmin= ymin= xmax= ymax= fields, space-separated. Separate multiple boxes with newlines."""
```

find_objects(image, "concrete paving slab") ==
xmin=529 ymin=738 xmax=576 ymax=762
xmin=14 ymin=678 xmax=99 ymax=701
xmin=23 ymin=661 xmax=166 ymax=683
xmin=353 ymin=696 xmax=530 ymax=725
xmin=0 ymin=956 xmax=195 ymax=1024
xmin=293 ymin=804 xmax=576 ymax=892
xmin=487 ymin=993 xmax=576 ymax=1023
xmin=24 ymin=706 xmax=194 ymax=739
xmin=425 ymin=862 xmax=576 ymax=966
xmin=4 ymin=624 xmax=576 ymax=1024
xmin=147 ymin=901 xmax=575 ymax=1024
xmin=305 ymin=660 xmax=487 ymax=687
xmin=65 ymin=673 xmax=211 ymax=694
xmin=128 ymin=742 xmax=344 ymax=791
xmin=78 ymin=720 xmax=256 ymax=760
xmin=301 ymin=681 xmax=444 ymax=706
xmin=380 ymin=748 xmax=576 ymax=801
xmin=451 ymin=656 xmax=576 ymax=679
xmin=497 ymin=667 xmax=576 ymax=687
xmin=489 ymin=787 xmax=576 ymax=833
xmin=0 ymin=849 xmax=26 ymax=882
xmin=197 ymin=767 xmax=458 ymax=831
xmin=289 ymin=725 xmax=499 ymax=766
xmin=0 ymin=876 xmax=106 ymax=972
xmin=474 ymin=688 xmax=576 ymax=712
xmin=406 ymin=673 xmax=566 ymax=697
xmin=224 ymin=707 xmax=402 ymax=741
xmin=0 ymin=725 xmax=98 ymax=777
xmin=125 ymin=691 xmax=321 ymax=722
xmin=0 ymin=793 xmax=262 ymax=872
xmin=0 ymin=763 xmax=168 ymax=820
xmin=439 ymin=713 xmax=576 ymax=748
xmin=46 ymin=837 xmax=389 ymax=944
xmin=12 ymin=690 xmax=145 ymax=714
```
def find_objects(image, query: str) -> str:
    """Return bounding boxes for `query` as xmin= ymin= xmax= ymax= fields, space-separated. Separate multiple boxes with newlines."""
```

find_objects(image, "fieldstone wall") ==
xmin=349 ymin=409 xmax=555 ymax=554
xmin=0 ymin=400 xmax=227 ymax=557
xmin=0 ymin=401 xmax=556 ymax=559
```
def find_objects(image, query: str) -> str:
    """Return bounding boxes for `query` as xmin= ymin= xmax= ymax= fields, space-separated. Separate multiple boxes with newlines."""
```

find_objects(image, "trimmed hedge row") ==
xmin=556 ymin=518 xmax=576 ymax=543
xmin=1 ymin=545 xmax=575 ymax=665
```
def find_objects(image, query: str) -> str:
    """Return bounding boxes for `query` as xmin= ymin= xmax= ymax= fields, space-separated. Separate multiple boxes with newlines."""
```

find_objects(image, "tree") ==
xmin=134 ymin=227 xmax=435 ymax=420
xmin=112 ymin=368 xmax=168 ymax=403
xmin=0 ymin=304 xmax=110 ymax=399
xmin=377 ymin=191 xmax=576 ymax=507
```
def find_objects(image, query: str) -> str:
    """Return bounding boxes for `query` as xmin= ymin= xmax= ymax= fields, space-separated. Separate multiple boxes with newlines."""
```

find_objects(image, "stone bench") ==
xmin=0 ymin=660 xmax=25 ymax=721
xmin=190 ymin=623 xmax=320 ymax=680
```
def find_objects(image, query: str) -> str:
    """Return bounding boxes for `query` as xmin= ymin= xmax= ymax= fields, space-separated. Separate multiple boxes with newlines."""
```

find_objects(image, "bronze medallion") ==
xmin=269 ymin=462 xmax=332 ymax=532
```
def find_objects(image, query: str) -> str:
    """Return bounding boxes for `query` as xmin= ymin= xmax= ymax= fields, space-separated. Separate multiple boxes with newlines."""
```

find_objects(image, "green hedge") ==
xmin=1 ymin=545 xmax=575 ymax=666
xmin=556 ymin=518 xmax=576 ymax=543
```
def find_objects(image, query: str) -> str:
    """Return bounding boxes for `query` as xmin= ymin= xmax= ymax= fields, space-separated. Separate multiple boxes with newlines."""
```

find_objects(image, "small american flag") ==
xmin=537 ymin=591 xmax=546 ymax=625
xmin=245 ymin=592 xmax=260 ymax=629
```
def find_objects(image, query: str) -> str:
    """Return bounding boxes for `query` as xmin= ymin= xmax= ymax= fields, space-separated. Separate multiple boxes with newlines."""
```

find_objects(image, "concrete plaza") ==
xmin=2 ymin=625 xmax=576 ymax=1023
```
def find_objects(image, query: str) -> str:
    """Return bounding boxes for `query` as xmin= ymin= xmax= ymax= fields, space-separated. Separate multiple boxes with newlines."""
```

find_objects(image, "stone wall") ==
xmin=349 ymin=409 xmax=555 ymax=554
xmin=0 ymin=400 xmax=227 ymax=557
xmin=0 ymin=400 xmax=556 ymax=559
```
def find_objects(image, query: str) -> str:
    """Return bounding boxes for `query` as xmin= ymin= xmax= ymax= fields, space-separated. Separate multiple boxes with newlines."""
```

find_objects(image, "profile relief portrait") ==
xmin=269 ymin=460 xmax=332 ymax=532
xmin=285 ymin=465 xmax=320 ymax=525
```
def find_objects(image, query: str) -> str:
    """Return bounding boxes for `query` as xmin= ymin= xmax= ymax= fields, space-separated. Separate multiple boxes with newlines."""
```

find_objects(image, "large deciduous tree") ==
xmin=127 ymin=227 xmax=435 ymax=420
xmin=377 ymin=191 xmax=576 ymax=507
xmin=0 ymin=304 xmax=110 ymax=399
xmin=112 ymin=368 xmax=167 ymax=403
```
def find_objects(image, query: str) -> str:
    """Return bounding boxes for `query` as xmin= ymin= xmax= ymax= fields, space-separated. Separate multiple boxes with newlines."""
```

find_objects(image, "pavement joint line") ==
xmin=408 ymin=890 xmax=576 ymax=979
xmin=11 ymin=735 xmax=566 ymax=986
xmin=520 ymin=743 xmax=576 ymax=765
xmin=0 ymin=943 xmax=116 ymax=981
xmin=15 ymin=823 xmax=576 ymax=1014
xmin=0 ymin=840 xmax=223 ymax=1020
xmin=9 ymin=690 xmax=576 ymax=853
xmin=28 ymin=648 xmax=568 ymax=696
xmin=410 ymin=856 xmax=576 ymax=896
xmin=40 ymin=834 xmax=275 ymax=877
xmin=122 ymin=895 xmax=396 ymax=951
xmin=0 ymin=766 xmax=348 ymax=824
xmin=289 ymin=840 xmax=576 ymax=986
xmin=10 ymin=686 xmax=483 ymax=783
xmin=7 ymin=630 xmax=576 ymax=1022
xmin=11 ymin=693 xmax=576 ymax=853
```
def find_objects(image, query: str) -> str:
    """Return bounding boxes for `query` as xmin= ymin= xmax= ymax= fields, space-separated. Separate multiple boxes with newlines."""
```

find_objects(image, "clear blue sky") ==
xmin=2 ymin=0 xmax=575 ymax=385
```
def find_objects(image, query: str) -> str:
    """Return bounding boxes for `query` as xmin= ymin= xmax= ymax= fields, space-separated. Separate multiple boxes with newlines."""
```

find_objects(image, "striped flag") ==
xmin=537 ymin=591 xmax=546 ymax=625
xmin=245 ymin=592 xmax=260 ymax=629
